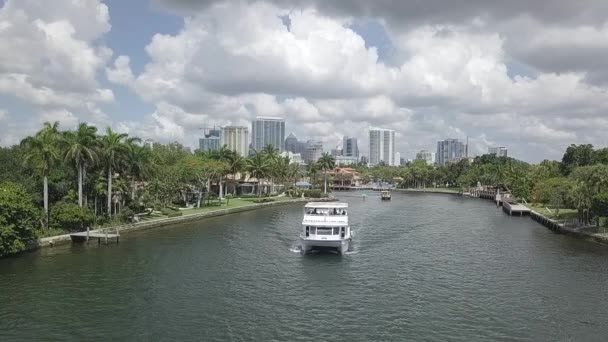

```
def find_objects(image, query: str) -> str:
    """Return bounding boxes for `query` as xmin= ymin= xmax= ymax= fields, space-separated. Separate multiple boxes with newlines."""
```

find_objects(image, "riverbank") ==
xmin=393 ymin=188 xmax=460 ymax=195
xmin=36 ymin=197 xmax=322 ymax=249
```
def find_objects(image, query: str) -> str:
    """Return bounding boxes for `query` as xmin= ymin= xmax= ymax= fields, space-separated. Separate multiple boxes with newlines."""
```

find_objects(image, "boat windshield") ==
xmin=305 ymin=208 xmax=347 ymax=216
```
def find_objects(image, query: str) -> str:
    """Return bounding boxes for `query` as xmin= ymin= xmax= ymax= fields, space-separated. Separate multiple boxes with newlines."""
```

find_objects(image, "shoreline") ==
xmin=35 ymin=197 xmax=322 ymax=250
xmin=392 ymin=188 xmax=460 ymax=195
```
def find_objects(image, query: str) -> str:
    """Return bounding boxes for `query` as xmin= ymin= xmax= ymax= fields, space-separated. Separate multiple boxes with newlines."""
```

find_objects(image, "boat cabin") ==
xmin=381 ymin=190 xmax=391 ymax=200
xmin=302 ymin=202 xmax=349 ymax=239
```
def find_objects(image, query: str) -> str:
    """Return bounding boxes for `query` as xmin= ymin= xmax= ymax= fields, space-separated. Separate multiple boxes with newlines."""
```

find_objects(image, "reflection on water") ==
xmin=1 ymin=191 xmax=608 ymax=341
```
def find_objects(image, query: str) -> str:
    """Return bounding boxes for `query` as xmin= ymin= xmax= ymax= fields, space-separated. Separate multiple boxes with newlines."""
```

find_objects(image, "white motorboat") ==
xmin=300 ymin=202 xmax=351 ymax=255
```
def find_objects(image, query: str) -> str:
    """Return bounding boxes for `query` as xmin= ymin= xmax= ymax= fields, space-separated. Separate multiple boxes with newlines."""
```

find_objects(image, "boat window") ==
xmin=316 ymin=227 xmax=332 ymax=235
xmin=333 ymin=227 xmax=339 ymax=235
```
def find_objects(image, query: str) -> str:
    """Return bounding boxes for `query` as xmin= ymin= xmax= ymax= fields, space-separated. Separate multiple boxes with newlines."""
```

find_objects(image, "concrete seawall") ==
xmin=529 ymin=210 xmax=608 ymax=245
xmin=37 ymin=198 xmax=320 ymax=249
xmin=393 ymin=188 xmax=460 ymax=195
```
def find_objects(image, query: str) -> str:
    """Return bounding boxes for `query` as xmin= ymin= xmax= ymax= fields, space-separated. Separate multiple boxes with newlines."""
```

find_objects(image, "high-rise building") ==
xmin=436 ymin=139 xmax=465 ymax=166
xmin=220 ymin=126 xmax=249 ymax=156
xmin=360 ymin=156 xmax=368 ymax=165
xmin=342 ymin=136 xmax=359 ymax=159
xmin=488 ymin=146 xmax=508 ymax=157
xmin=394 ymin=152 xmax=401 ymax=166
xmin=199 ymin=128 xmax=221 ymax=152
xmin=251 ymin=117 xmax=285 ymax=152
xmin=369 ymin=128 xmax=396 ymax=166
xmin=415 ymin=150 xmax=436 ymax=165
xmin=303 ymin=140 xmax=323 ymax=163
xmin=331 ymin=147 xmax=343 ymax=157
xmin=285 ymin=133 xmax=299 ymax=153
xmin=144 ymin=139 xmax=154 ymax=149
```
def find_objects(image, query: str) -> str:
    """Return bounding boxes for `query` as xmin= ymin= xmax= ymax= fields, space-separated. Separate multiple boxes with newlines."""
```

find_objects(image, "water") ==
xmin=2 ymin=192 xmax=608 ymax=341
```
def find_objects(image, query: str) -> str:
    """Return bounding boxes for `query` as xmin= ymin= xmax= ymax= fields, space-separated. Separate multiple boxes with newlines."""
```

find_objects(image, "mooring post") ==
xmin=105 ymin=230 xmax=108 ymax=245
xmin=86 ymin=226 xmax=90 ymax=243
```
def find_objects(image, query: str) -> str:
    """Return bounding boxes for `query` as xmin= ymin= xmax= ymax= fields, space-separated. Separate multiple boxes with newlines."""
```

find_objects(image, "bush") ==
xmin=0 ymin=182 xmax=39 ymax=256
xmin=253 ymin=198 xmax=275 ymax=203
xmin=172 ymin=199 xmax=187 ymax=207
xmin=50 ymin=201 xmax=95 ymax=232
xmin=303 ymin=189 xmax=327 ymax=198
xmin=118 ymin=208 xmax=135 ymax=223
xmin=167 ymin=211 xmax=183 ymax=218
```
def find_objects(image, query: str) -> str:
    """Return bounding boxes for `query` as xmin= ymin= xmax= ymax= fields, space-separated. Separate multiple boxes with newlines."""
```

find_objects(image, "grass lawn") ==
xmin=527 ymin=204 xmax=578 ymax=220
xmin=180 ymin=196 xmax=296 ymax=216
xmin=399 ymin=187 xmax=460 ymax=193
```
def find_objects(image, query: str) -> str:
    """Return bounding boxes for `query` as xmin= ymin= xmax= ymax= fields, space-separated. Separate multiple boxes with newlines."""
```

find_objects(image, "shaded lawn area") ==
xmin=180 ymin=196 xmax=295 ymax=216
xmin=527 ymin=204 xmax=579 ymax=220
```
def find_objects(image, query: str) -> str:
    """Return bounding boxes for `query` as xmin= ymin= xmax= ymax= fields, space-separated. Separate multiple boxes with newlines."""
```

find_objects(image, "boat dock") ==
xmin=502 ymin=201 xmax=531 ymax=216
xmin=70 ymin=227 xmax=120 ymax=244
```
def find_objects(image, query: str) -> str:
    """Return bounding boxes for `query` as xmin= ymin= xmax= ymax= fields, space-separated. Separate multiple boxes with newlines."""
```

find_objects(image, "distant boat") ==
xmin=381 ymin=190 xmax=391 ymax=201
xmin=300 ymin=202 xmax=351 ymax=255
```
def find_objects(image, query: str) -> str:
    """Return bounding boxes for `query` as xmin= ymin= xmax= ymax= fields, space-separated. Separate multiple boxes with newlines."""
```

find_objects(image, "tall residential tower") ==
xmin=251 ymin=117 xmax=285 ymax=152
xmin=220 ymin=126 xmax=249 ymax=156
xmin=369 ymin=128 xmax=396 ymax=166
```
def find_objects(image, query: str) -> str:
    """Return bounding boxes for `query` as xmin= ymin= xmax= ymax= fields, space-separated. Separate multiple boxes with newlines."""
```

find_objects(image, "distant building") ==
xmin=144 ymin=139 xmax=154 ymax=149
xmin=342 ymin=136 xmax=359 ymax=159
xmin=436 ymin=139 xmax=465 ymax=166
xmin=400 ymin=158 xmax=406 ymax=166
xmin=488 ymin=146 xmax=508 ymax=157
xmin=335 ymin=156 xmax=358 ymax=166
xmin=331 ymin=147 xmax=343 ymax=158
xmin=360 ymin=156 xmax=368 ymax=165
xmin=369 ymin=128 xmax=396 ymax=166
xmin=303 ymin=140 xmax=323 ymax=163
xmin=394 ymin=152 xmax=401 ymax=166
xmin=251 ymin=117 xmax=285 ymax=152
xmin=280 ymin=151 xmax=305 ymax=165
xmin=285 ymin=133 xmax=299 ymax=153
xmin=220 ymin=126 xmax=249 ymax=156
xmin=415 ymin=150 xmax=436 ymax=165
xmin=199 ymin=128 xmax=221 ymax=152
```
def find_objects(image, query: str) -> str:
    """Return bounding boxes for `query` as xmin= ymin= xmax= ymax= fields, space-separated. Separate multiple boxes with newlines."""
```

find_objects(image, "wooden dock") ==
xmin=502 ymin=201 xmax=531 ymax=216
xmin=70 ymin=228 xmax=120 ymax=245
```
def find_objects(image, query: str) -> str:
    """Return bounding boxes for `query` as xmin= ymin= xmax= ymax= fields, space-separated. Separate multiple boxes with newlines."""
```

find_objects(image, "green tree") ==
xmin=246 ymin=152 xmax=270 ymax=197
xmin=227 ymin=152 xmax=245 ymax=195
xmin=64 ymin=123 xmax=98 ymax=207
xmin=0 ymin=182 xmax=39 ymax=256
xmin=210 ymin=145 xmax=233 ymax=199
xmin=561 ymin=144 xmax=594 ymax=175
xmin=21 ymin=121 xmax=62 ymax=228
xmin=99 ymin=128 xmax=130 ymax=218
xmin=317 ymin=152 xmax=336 ymax=194
xmin=591 ymin=193 xmax=608 ymax=229
xmin=50 ymin=201 xmax=95 ymax=232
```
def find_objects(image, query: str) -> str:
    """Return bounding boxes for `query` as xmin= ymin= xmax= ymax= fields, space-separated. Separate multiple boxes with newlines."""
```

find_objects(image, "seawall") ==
xmin=37 ymin=198 xmax=321 ymax=249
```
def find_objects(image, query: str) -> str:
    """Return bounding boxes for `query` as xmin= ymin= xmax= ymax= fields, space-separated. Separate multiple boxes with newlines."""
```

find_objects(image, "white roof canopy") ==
xmin=305 ymin=202 xmax=348 ymax=209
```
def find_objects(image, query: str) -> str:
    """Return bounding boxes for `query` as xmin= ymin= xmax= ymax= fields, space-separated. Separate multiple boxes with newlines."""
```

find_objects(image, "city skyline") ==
xmin=1 ymin=1 xmax=607 ymax=163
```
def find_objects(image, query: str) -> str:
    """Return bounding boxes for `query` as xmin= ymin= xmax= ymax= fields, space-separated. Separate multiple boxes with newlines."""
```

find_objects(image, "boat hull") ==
xmin=300 ymin=237 xmax=350 ymax=255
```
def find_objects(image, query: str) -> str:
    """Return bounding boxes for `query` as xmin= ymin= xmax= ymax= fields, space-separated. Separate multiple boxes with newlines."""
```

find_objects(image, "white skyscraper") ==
xmin=416 ymin=150 xmax=436 ymax=165
xmin=220 ymin=126 xmax=249 ymax=156
xmin=488 ymin=146 xmax=508 ymax=157
xmin=394 ymin=152 xmax=401 ymax=167
xmin=369 ymin=128 xmax=396 ymax=166
xmin=251 ymin=117 xmax=285 ymax=152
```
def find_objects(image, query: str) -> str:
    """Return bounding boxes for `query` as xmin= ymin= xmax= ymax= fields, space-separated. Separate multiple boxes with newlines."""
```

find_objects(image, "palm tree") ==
xmin=21 ymin=121 xmax=62 ymax=228
xmin=317 ymin=152 xmax=336 ymax=194
xmin=246 ymin=152 xmax=270 ymax=197
xmin=227 ymin=152 xmax=245 ymax=195
xmin=64 ymin=123 xmax=98 ymax=207
xmin=99 ymin=128 xmax=129 ymax=218
xmin=273 ymin=156 xmax=291 ymax=193
xmin=307 ymin=161 xmax=319 ymax=189
xmin=210 ymin=145 xmax=233 ymax=199
xmin=127 ymin=142 xmax=154 ymax=202
xmin=261 ymin=145 xmax=280 ymax=194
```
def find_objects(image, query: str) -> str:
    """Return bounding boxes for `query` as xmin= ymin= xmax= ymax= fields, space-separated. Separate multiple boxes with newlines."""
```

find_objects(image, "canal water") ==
xmin=1 ymin=192 xmax=608 ymax=341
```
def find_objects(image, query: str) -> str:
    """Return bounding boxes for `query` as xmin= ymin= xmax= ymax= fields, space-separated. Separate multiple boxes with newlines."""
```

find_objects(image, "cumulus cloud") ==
xmin=0 ymin=0 xmax=113 ymax=144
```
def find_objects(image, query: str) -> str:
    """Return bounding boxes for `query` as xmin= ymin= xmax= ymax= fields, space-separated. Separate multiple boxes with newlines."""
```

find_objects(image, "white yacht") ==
xmin=300 ymin=202 xmax=351 ymax=255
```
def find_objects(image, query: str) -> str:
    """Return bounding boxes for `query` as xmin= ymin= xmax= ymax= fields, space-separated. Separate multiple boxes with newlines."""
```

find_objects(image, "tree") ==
xmin=50 ymin=201 xmax=94 ymax=232
xmin=560 ymin=144 xmax=594 ymax=175
xmin=21 ymin=121 xmax=62 ymax=229
xmin=307 ymin=162 xmax=319 ymax=189
xmin=317 ymin=152 xmax=336 ymax=194
xmin=127 ymin=142 xmax=154 ymax=201
xmin=64 ymin=123 xmax=98 ymax=208
xmin=246 ymin=152 xmax=270 ymax=197
xmin=99 ymin=128 xmax=130 ymax=218
xmin=227 ymin=152 xmax=245 ymax=195
xmin=210 ymin=145 xmax=233 ymax=199
xmin=591 ymin=193 xmax=608 ymax=229
xmin=0 ymin=182 xmax=39 ymax=256
xmin=261 ymin=145 xmax=280 ymax=194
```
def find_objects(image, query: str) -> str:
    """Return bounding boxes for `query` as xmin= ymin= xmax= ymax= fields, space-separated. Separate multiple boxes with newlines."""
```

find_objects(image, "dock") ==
xmin=502 ymin=201 xmax=531 ymax=216
xmin=70 ymin=227 xmax=120 ymax=244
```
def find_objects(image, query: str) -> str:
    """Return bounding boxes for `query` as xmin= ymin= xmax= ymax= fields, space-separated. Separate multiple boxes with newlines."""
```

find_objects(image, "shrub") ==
xmin=303 ymin=189 xmax=326 ymax=198
xmin=253 ymin=198 xmax=275 ymax=203
xmin=50 ymin=201 xmax=95 ymax=232
xmin=167 ymin=211 xmax=183 ymax=218
xmin=0 ymin=182 xmax=39 ymax=256
xmin=118 ymin=208 xmax=135 ymax=223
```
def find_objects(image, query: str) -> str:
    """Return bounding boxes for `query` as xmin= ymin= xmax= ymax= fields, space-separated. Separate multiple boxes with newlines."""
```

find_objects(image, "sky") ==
xmin=1 ymin=0 xmax=608 ymax=162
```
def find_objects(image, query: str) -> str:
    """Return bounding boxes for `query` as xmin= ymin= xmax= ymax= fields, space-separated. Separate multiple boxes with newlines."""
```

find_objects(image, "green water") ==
xmin=1 ymin=192 xmax=608 ymax=341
